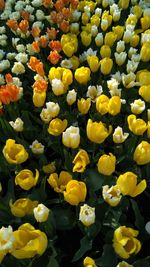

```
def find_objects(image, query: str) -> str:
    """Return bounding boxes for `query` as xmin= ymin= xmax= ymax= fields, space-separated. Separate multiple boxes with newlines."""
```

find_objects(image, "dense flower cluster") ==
xmin=0 ymin=0 xmax=150 ymax=266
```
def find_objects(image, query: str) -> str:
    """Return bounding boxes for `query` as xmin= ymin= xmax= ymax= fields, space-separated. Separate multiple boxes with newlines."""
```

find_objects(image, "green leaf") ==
xmin=130 ymin=199 xmax=145 ymax=230
xmin=95 ymin=244 xmax=117 ymax=267
xmin=72 ymin=236 xmax=93 ymax=262
xmin=134 ymin=259 xmax=150 ymax=267
xmin=47 ymin=257 xmax=59 ymax=267
xmin=85 ymin=169 xmax=104 ymax=192
xmin=52 ymin=206 xmax=75 ymax=230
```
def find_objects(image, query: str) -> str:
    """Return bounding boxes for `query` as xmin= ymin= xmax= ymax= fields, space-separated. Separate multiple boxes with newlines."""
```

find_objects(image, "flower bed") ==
xmin=0 ymin=0 xmax=150 ymax=266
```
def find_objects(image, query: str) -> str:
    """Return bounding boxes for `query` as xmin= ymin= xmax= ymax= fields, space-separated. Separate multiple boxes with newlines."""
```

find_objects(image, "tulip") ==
xmin=102 ymin=185 xmax=122 ymax=207
xmin=79 ymin=204 xmax=95 ymax=227
xmin=77 ymin=98 xmax=91 ymax=114
xmin=48 ymin=118 xmax=68 ymax=136
xmin=72 ymin=149 xmax=90 ymax=172
xmin=10 ymin=198 xmax=38 ymax=217
xmin=62 ymin=126 xmax=80 ymax=149
xmin=127 ymin=114 xmax=147 ymax=135
xmin=75 ymin=67 xmax=91 ymax=84
xmin=100 ymin=58 xmax=113 ymax=75
xmin=3 ymin=139 xmax=28 ymax=164
xmin=87 ymin=119 xmax=112 ymax=144
xmin=47 ymin=171 xmax=72 ymax=193
xmin=64 ymin=180 xmax=87 ymax=205
xmin=97 ymin=153 xmax=116 ymax=175
xmin=15 ymin=169 xmax=39 ymax=190
xmin=133 ymin=141 xmax=150 ymax=165
xmin=108 ymin=96 xmax=121 ymax=116
xmin=33 ymin=204 xmax=49 ymax=223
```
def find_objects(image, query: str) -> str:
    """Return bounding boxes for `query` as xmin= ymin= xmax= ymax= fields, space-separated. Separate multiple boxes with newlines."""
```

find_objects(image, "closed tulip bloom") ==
xmin=87 ymin=56 xmax=100 ymax=72
xmin=80 ymin=31 xmax=92 ymax=47
xmin=73 ymin=149 xmax=90 ymax=172
xmin=119 ymin=0 xmax=130 ymax=9
xmin=108 ymin=96 xmax=121 ymax=116
xmin=10 ymin=198 xmax=38 ymax=217
xmin=75 ymin=67 xmax=91 ymax=84
xmin=33 ymin=89 xmax=46 ymax=107
xmin=15 ymin=169 xmax=39 ymax=190
xmin=96 ymin=94 xmax=109 ymax=115
xmin=130 ymin=99 xmax=145 ymax=114
xmin=113 ymin=126 xmax=129 ymax=143
xmin=113 ymin=226 xmax=141 ymax=259
xmin=104 ymin=32 xmax=117 ymax=47
xmin=116 ymin=172 xmax=146 ymax=197
xmin=47 ymin=171 xmax=72 ymax=193
xmin=100 ymin=45 xmax=111 ymax=58
xmin=0 ymin=226 xmax=15 ymax=264
xmin=97 ymin=153 xmax=116 ymax=175
xmin=140 ymin=43 xmax=150 ymax=62
xmin=112 ymin=25 xmax=124 ymax=40
xmin=48 ymin=118 xmax=68 ymax=136
xmin=138 ymin=70 xmax=150 ymax=86
xmin=9 ymin=118 xmax=24 ymax=132
xmin=64 ymin=180 xmax=87 ymax=205
xmin=42 ymin=162 xmax=56 ymax=174
xmin=62 ymin=126 xmax=80 ymax=149
xmin=102 ymin=185 xmax=122 ymax=207
xmin=127 ymin=114 xmax=147 ymax=135
xmin=11 ymin=223 xmax=48 ymax=259
xmin=78 ymin=98 xmax=91 ymax=114
xmin=33 ymin=204 xmax=49 ymax=223
xmin=133 ymin=141 xmax=150 ymax=165
xmin=100 ymin=58 xmax=113 ymax=75
xmin=66 ymin=89 xmax=77 ymax=105
xmin=83 ymin=256 xmax=97 ymax=267
xmin=3 ymin=139 xmax=28 ymax=164
xmin=79 ymin=204 xmax=95 ymax=227
xmin=139 ymin=85 xmax=150 ymax=102
xmin=141 ymin=16 xmax=150 ymax=31
xmin=45 ymin=101 xmax=60 ymax=118
xmin=87 ymin=119 xmax=112 ymax=144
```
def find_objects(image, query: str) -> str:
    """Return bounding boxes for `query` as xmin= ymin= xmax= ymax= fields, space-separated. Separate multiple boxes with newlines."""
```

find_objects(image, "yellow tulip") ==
xmin=139 ymin=85 xmax=150 ymax=102
xmin=96 ymin=94 xmax=109 ymax=115
xmin=83 ymin=256 xmax=97 ymax=267
xmin=11 ymin=223 xmax=48 ymax=259
xmin=61 ymin=33 xmax=78 ymax=57
xmin=48 ymin=67 xmax=61 ymax=83
xmin=97 ymin=153 xmax=116 ymax=175
xmin=42 ymin=162 xmax=56 ymax=174
xmin=48 ymin=118 xmax=68 ymax=136
xmin=80 ymin=31 xmax=92 ymax=47
xmin=33 ymin=89 xmax=46 ymax=108
xmin=127 ymin=114 xmax=147 ymax=135
xmin=3 ymin=139 xmax=28 ymax=164
xmin=133 ymin=141 xmax=150 ymax=165
xmin=75 ymin=67 xmax=91 ymax=84
xmin=87 ymin=56 xmax=100 ymax=72
xmin=62 ymin=69 xmax=73 ymax=87
xmin=116 ymin=172 xmax=147 ymax=197
xmin=64 ymin=180 xmax=87 ymax=205
xmin=108 ymin=96 xmax=121 ymax=116
xmin=77 ymin=98 xmax=91 ymax=114
xmin=140 ymin=43 xmax=150 ymax=62
xmin=133 ymin=5 xmax=142 ymax=19
xmin=82 ymin=12 xmax=89 ymax=25
xmin=100 ymin=45 xmax=111 ymax=58
xmin=101 ymin=11 xmax=112 ymax=31
xmin=137 ymin=70 xmax=150 ymax=86
xmin=70 ymin=56 xmax=80 ymax=70
xmin=104 ymin=32 xmax=117 ymax=47
xmin=119 ymin=0 xmax=130 ymax=9
xmin=87 ymin=119 xmax=112 ymax=144
xmin=72 ymin=149 xmax=90 ymax=173
xmin=47 ymin=171 xmax=72 ymax=193
xmin=112 ymin=25 xmax=124 ymax=40
xmin=15 ymin=169 xmax=39 ymax=190
xmin=141 ymin=16 xmax=150 ymax=30
xmin=9 ymin=198 xmax=38 ymax=217
xmin=100 ymin=58 xmax=113 ymax=75
xmin=130 ymin=34 xmax=140 ymax=47
xmin=91 ymin=14 xmax=100 ymax=27
xmin=113 ymin=226 xmax=141 ymax=259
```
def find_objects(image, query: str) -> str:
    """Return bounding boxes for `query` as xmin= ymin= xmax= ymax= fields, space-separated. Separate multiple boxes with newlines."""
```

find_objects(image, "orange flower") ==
xmin=56 ymin=12 xmax=64 ymax=24
xmin=62 ymin=8 xmax=70 ymax=19
xmin=20 ymin=11 xmax=30 ymax=20
xmin=28 ymin=57 xmax=40 ymax=71
xmin=60 ymin=20 xmax=70 ymax=33
xmin=6 ymin=19 xmax=18 ymax=31
xmin=0 ymin=87 xmax=11 ymax=104
xmin=70 ymin=0 xmax=79 ymax=9
xmin=47 ymin=51 xmax=61 ymax=64
xmin=49 ymin=40 xmax=62 ymax=52
xmin=55 ymin=0 xmax=64 ymax=11
xmin=39 ymin=36 xmax=48 ymax=48
xmin=50 ymin=11 xmax=58 ymax=23
xmin=32 ymin=79 xmax=48 ymax=91
xmin=0 ymin=84 xmax=20 ymax=104
xmin=31 ymin=27 xmax=41 ymax=38
xmin=32 ymin=41 xmax=40 ymax=53
xmin=5 ymin=74 xmax=13 ymax=84
xmin=42 ymin=0 xmax=53 ymax=8
xmin=47 ymin=27 xmax=57 ymax=40
xmin=19 ymin=19 xmax=29 ymax=33
xmin=35 ymin=63 xmax=45 ymax=76
xmin=0 ymin=0 xmax=5 ymax=10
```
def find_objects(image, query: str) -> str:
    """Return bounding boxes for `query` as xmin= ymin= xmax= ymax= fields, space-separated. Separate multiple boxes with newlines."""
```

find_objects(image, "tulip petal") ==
xmin=131 ymin=179 xmax=147 ymax=197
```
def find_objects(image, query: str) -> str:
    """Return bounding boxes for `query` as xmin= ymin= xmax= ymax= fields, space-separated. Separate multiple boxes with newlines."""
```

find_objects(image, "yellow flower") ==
xmin=100 ymin=58 xmax=113 ymax=75
xmin=101 ymin=11 xmax=112 ymax=31
xmin=42 ymin=162 xmax=56 ymax=174
xmin=15 ymin=169 xmax=39 ymax=190
xmin=133 ymin=141 xmax=150 ymax=165
xmin=79 ymin=204 xmax=95 ymax=227
xmin=130 ymin=99 xmax=145 ymax=114
xmin=97 ymin=153 xmax=116 ymax=175
xmin=82 ymin=12 xmax=89 ymax=25
xmin=102 ymin=185 xmax=122 ymax=207
xmin=130 ymin=34 xmax=140 ymax=47
xmin=87 ymin=119 xmax=112 ymax=144
xmin=113 ymin=126 xmax=129 ymax=143
xmin=100 ymin=45 xmax=111 ymax=58
xmin=91 ymin=14 xmax=100 ymax=27
xmin=119 ymin=0 xmax=130 ymax=9
xmin=147 ymin=121 xmax=150 ymax=138
xmin=80 ymin=31 xmax=92 ymax=47
xmin=77 ymin=98 xmax=91 ymax=114
xmin=10 ymin=198 xmax=38 ymax=217
xmin=96 ymin=94 xmax=109 ymax=115
xmin=139 ymin=85 xmax=150 ymax=102
xmin=72 ymin=149 xmax=90 ymax=173
xmin=33 ymin=89 xmax=46 ymax=108
xmin=70 ymin=56 xmax=80 ymax=70
xmin=108 ymin=96 xmax=121 ymax=116
xmin=117 ymin=261 xmax=133 ymax=267
xmin=137 ymin=70 xmax=150 ymax=86
xmin=62 ymin=68 xmax=73 ymax=87
xmin=48 ymin=118 xmax=68 ymax=136
xmin=48 ymin=67 xmax=73 ymax=87
xmin=47 ymin=171 xmax=72 ymax=193
xmin=3 ymin=139 xmax=28 ymax=164
xmin=127 ymin=114 xmax=147 ymax=135
xmin=104 ymin=32 xmax=117 ymax=47
xmin=113 ymin=226 xmax=141 ymax=259
xmin=61 ymin=33 xmax=78 ymax=57
xmin=83 ymin=256 xmax=97 ymax=267
xmin=11 ymin=223 xmax=48 ymax=259
xmin=116 ymin=172 xmax=147 ymax=197
xmin=141 ymin=16 xmax=150 ymax=30
xmin=75 ymin=67 xmax=91 ymax=84
xmin=140 ymin=43 xmax=150 ymax=62
xmin=62 ymin=126 xmax=80 ymax=149
xmin=33 ymin=204 xmax=49 ymax=223
xmin=112 ymin=25 xmax=124 ymax=40
xmin=64 ymin=180 xmax=87 ymax=205
xmin=87 ymin=56 xmax=100 ymax=72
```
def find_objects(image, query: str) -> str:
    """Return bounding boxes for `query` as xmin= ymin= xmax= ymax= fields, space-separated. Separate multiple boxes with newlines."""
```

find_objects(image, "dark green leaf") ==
xmin=95 ymin=245 xmax=117 ymax=267
xmin=131 ymin=199 xmax=145 ymax=230
xmin=72 ymin=236 xmax=93 ymax=262
xmin=85 ymin=169 xmax=104 ymax=192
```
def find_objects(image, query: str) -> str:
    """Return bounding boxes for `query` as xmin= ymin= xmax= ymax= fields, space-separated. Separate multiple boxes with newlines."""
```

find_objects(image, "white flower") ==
xmin=32 ymin=0 xmax=42 ymax=7
xmin=102 ymin=185 xmax=122 ymax=207
xmin=1 ymin=10 xmax=11 ymax=20
xmin=95 ymin=8 xmax=102 ymax=16
xmin=131 ymin=54 xmax=141 ymax=62
xmin=16 ymin=44 xmax=26 ymax=53
xmin=123 ymin=30 xmax=133 ymax=43
xmin=113 ymin=126 xmax=129 ymax=143
xmin=130 ymin=99 xmax=145 ymax=114
xmin=12 ymin=77 xmax=22 ymax=87
xmin=12 ymin=62 xmax=25 ymax=75
xmin=84 ymin=5 xmax=90 ymax=14
xmin=60 ymin=59 xmax=73 ymax=69
xmin=0 ymin=60 xmax=10 ymax=71
xmin=9 ymin=118 xmax=24 ymax=132
xmin=0 ymin=74 xmax=5 ymax=85
xmin=71 ymin=10 xmax=81 ymax=22
xmin=45 ymin=101 xmax=60 ymax=118
xmin=111 ymin=71 xmax=122 ymax=83
xmin=25 ymin=5 xmax=34 ymax=14
xmin=128 ymin=47 xmax=137 ymax=58
xmin=107 ymin=78 xmax=121 ymax=97
xmin=126 ymin=60 xmax=139 ymax=73
xmin=87 ymin=85 xmax=103 ymax=102
xmin=62 ymin=126 xmax=80 ymax=149
xmin=115 ymin=52 xmax=127 ymax=66
xmin=144 ymin=8 xmax=150 ymax=16
xmin=0 ymin=226 xmax=15 ymax=253
xmin=113 ymin=10 xmax=121 ymax=21
xmin=91 ymin=25 xmax=98 ymax=37
xmin=15 ymin=1 xmax=25 ymax=11
xmin=66 ymin=89 xmax=77 ymax=105
xmin=122 ymin=72 xmax=139 ymax=88
xmin=9 ymin=11 xmax=20 ymax=20
xmin=36 ymin=10 xmax=45 ymax=20
xmin=30 ymin=140 xmax=45 ymax=154
xmin=33 ymin=204 xmax=49 ymax=223
xmin=95 ymin=32 xmax=103 ymax=46
xmin=15 ymin=53 xmax=28 ymax=63
xmin=116 ymin=41 xmax=125 ymax=53
xmin=40 ymin=108 xmax=52 ymax=123
xmin=26 ymin=44 xmax=35 ymax=55
xmin=0 ymin=27 xmax=6 ymax=34
xmin=52 ymin=79 xmax=64 ymax=96
xmin=0 ymin=50 xmax=5 ymax=60
xmin=79 ymin=204 xmax=95 ymax=227
xmin=32 ymin=21 xmax=43 ymax=29
xmin=101 ymin=19 xmax=108 ymax=30
xmin=6 ymin=53 xmax=16 ymax=60
xmin=70 ymin=23 xmax=79 ymax=34
xmin=148 ymin=109 xmax=150 ymax=121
